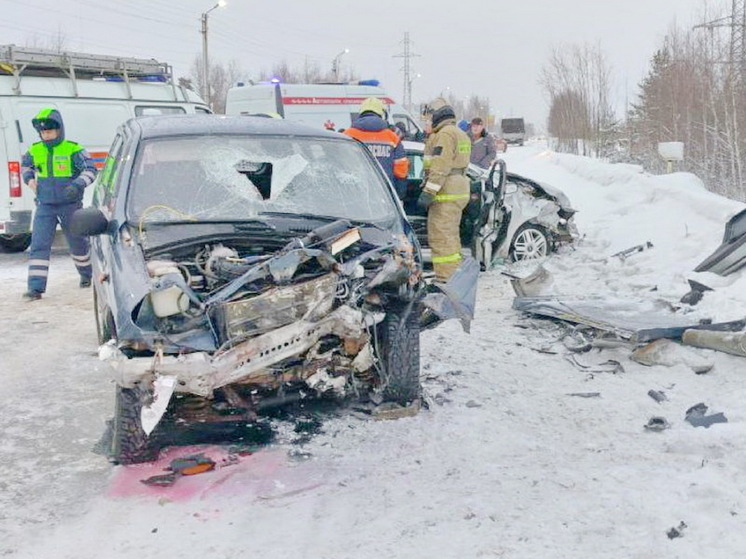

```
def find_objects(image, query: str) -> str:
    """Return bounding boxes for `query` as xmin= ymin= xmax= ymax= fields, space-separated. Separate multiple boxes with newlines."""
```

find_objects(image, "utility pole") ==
xmin=393 ymin=32 xmax=420 ymax=113
xmin=694 ymin=0 xmax=746 ymax=85
xmin=200 ymin=1 xmax=226 ymax=108
xmin=201 ymin=12 xmax=209 ymax=106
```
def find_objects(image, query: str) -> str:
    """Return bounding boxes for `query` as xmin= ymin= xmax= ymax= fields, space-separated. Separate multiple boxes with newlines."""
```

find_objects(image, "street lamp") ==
xmin=200 ymin=0 xmax=227 ymax=108
xmin=331 ymin=48 xmax=349 ymax=82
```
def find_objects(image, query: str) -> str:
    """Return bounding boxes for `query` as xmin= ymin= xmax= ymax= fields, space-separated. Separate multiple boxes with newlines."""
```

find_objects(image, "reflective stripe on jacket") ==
xmin=24 ymin=141 xmax=97 ymax=204
xmin=344 ymin=114 xmax=409 ymax=182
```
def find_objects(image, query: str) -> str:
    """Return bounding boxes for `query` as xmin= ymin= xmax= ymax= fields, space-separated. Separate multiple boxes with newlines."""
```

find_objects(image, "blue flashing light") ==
xmin=138 ymin=75 xmax=167 ymax=83
xmin=358 ymin=79 xmax=380 ymax=87
xmin=270 ymin=78 xmax=281 ymax=84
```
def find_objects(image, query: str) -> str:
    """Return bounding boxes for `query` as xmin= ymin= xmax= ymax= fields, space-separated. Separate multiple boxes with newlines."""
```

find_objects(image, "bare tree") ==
xmin=258 ymin=59 xmax=357 ymax=84
xmin=540 ymin=43 xmax=616 ymax=155
xmin=190 ymin=55 xmax=248 ymax=113
xmin=24 ymin=27 xmax=68 ymax=52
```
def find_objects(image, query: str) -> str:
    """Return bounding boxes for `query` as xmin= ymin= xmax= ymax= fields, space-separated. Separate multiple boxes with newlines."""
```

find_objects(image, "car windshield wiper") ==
xmin=138 ymin=218 xmax=276 ymax=231
xmin=259 ymin=211 xmax=391 ymax=231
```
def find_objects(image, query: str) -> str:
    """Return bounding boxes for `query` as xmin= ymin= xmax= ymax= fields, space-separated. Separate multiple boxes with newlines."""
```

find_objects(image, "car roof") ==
xmin=130 ymin=114 xmax=350 ymax=140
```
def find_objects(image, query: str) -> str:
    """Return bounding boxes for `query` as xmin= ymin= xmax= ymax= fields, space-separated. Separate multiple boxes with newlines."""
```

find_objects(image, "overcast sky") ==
xmin=1 ymin=0 xmax=724 ymax=127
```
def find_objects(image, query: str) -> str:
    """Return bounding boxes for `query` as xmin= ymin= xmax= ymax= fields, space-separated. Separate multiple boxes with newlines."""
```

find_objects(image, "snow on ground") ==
xmin=2 ymin=142 xmax=746 ymax=558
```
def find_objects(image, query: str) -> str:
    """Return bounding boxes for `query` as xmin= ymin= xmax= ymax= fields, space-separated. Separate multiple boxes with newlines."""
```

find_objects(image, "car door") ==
xmin=469 ymin=159 xmax=508 ymax=268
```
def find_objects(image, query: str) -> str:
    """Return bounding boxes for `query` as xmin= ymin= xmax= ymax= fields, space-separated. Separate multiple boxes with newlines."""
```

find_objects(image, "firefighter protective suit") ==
xmin=421 ymin=106 xmax=472 ymax=281
xmin=21 ymin=108 xmax=98 ymax=298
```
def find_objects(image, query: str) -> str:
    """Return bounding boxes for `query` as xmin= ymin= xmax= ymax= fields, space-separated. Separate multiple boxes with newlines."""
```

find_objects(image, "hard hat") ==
xmin=423 ymin=97 xmax=455 ymax=127
xmin=359 ymin=97 xmax=385 ymax=117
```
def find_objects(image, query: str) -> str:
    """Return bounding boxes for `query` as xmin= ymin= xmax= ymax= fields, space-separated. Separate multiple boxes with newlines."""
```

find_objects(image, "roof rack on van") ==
xmin=0 ymin=44 xmax=179 ymax=100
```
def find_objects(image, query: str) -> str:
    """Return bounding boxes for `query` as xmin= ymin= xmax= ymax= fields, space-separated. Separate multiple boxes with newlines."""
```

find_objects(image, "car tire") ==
xmin=376 ymin=303 xmax=421 ymax=405
xmin=0 ymin=233 xmax=32 ymax=253
xmin=510 ymin=224 xmax=550 ymax=262
xmin=111 ymin=384 xmax=162 ymax=465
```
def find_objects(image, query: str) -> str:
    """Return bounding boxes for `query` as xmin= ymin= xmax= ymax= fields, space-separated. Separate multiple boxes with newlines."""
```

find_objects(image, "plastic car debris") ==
xmin=513 ymin=296 xmax=746 ymax=342
xmin=565 ymin=354 xmax=624 ymax=374
xmin=169 ymin=453 xmax=216 ymax=475
xmin=565 ymin=392 xmax=601 ymax=398
xmin=684 ymin=402 xmax=728 ymax=428
xmin=141 ymin=473 xmax=179 ymax=487
xmin=140 ymin=453 xmax=217 ymax=487
xmin=502 ymin=264 xmax=554 ymax=297
xmin=666 ymin=521 xmax=688 ymax=539
xmin=422 ymin=256 xmax=479 ymax=333
xmin=648 ymin=389 xmax=668 ymax=403
xmin=679 ymin=279 xmax=713 ymax=306
xmin=612 ymin=241 xmax=653 ymax=261
xmin=644 ymin=416 xmax=671 ymax=432
xmin=695 ymin=207 xmax=746 ymax=276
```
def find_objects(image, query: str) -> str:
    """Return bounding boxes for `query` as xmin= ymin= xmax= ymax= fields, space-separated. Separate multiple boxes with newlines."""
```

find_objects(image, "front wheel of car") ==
xmin=111 ymin=384 xmax=161 ymax=465
xmin=376 ymin=304 xmax=421 ymax=405
xmin=511 ymin=224 xmax=550 ymax=262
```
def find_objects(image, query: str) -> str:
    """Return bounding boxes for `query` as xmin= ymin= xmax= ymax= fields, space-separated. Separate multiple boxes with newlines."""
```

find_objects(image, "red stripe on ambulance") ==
xmin=282 ymin=97 xmax=395 ymax=105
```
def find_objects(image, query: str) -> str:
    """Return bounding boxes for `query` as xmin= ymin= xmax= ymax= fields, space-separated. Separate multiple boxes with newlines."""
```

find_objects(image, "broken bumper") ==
xmin=100 ymin=305 xmax=380 ymax=397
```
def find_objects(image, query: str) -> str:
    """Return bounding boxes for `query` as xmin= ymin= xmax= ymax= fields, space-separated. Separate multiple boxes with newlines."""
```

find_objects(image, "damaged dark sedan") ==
xmin=72 ymin=115 xmax=476 ymax=464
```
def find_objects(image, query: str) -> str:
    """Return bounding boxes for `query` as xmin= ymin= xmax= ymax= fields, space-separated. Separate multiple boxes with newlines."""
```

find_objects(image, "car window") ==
xmin=128 ymin=135 xmax=399 ymax=223
xmin=96 ymin=134 xmax=124 ymax=208
xmin=392 ymin=114 xmax=417 ymax=135
xmin=135 ymin=106 xmax=187 ymax=116
xmin=407 ymin=152 xmax=425 ymax=179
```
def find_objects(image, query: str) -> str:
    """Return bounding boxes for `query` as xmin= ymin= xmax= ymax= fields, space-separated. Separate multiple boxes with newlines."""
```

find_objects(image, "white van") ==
xmin=225 ymin=81 xmax=424 ymax=140
xmin=0 ymin=45 xmax=210 ymax=251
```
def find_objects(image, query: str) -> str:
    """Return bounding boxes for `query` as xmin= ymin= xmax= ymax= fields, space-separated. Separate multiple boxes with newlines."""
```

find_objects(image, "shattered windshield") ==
xmin=127 ymin=135 xmax=398 ymax=223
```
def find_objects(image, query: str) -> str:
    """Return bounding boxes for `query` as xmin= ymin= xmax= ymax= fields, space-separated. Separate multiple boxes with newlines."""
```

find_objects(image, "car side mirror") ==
xmin=70 ymin=207 xmax=110 ymax=237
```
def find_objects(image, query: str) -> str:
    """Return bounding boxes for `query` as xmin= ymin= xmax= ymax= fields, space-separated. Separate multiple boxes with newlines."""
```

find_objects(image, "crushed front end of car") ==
xmin=83 ymin=119 xmax=477 ymax=464
xmin=100 ymin=220 xmax=436 ymax=462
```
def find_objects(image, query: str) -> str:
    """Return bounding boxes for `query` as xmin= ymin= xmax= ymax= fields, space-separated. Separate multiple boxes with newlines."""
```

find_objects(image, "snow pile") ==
xmin=4 ymin=142 xmax=746 ymax=559
xmin=510 ymin=146 xmax=746 ymax=322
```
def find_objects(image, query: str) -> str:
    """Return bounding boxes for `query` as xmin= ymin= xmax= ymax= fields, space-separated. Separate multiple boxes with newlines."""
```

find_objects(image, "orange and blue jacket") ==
xmin=344 ymin=114 xmax=409 ymax=197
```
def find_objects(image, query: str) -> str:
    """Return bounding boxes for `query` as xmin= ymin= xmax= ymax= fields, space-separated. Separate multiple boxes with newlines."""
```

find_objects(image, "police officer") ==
xmin=418 ymin=98 xmax=472 ymax=282
xmin=21 ymin=108 xmax=98 ymax=301
xmin=344 ymin=97 xmax=409 ymax=198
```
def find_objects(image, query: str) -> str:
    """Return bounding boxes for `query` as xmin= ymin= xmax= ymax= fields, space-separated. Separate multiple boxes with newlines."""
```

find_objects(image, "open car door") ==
xmin=471 ymin=159 xmax=507 ymax=269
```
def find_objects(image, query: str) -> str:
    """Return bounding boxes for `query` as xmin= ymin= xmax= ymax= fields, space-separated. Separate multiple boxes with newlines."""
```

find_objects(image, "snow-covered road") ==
xmin=3 ymin=144 xmax=746 ymax=559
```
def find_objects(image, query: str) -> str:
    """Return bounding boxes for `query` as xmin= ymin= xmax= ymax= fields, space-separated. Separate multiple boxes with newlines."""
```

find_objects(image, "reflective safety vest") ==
xmin=28 ymin=140 xmax=82 ymax=178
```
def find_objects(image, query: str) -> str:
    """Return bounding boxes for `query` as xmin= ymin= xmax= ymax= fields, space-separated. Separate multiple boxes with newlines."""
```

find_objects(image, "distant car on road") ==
xmin=403 ymin=141 xmax=577 ymax=267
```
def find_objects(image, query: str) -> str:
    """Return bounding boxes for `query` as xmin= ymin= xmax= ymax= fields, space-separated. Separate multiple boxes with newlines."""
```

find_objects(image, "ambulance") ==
xmin=225 ymin=80 xmax=424 ymax=140
xmin=0 ymin=45 xmax=210 ymax=252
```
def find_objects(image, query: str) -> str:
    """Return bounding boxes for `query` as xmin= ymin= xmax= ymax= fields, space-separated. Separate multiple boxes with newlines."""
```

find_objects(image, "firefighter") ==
xmin=21 ymin=108 xmax=98 ymax=301
xmin=418 ymin=98 xmax=472 ymax=282
xmin=344 ymin=97 xmax=409 ymax=198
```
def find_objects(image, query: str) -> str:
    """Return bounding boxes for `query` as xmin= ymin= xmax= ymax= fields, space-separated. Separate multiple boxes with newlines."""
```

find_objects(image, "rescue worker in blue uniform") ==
xmin=344 ymin=97 xmax=409 ymax=198
xmin=21 ymin=108 xmax=98 ymax=301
